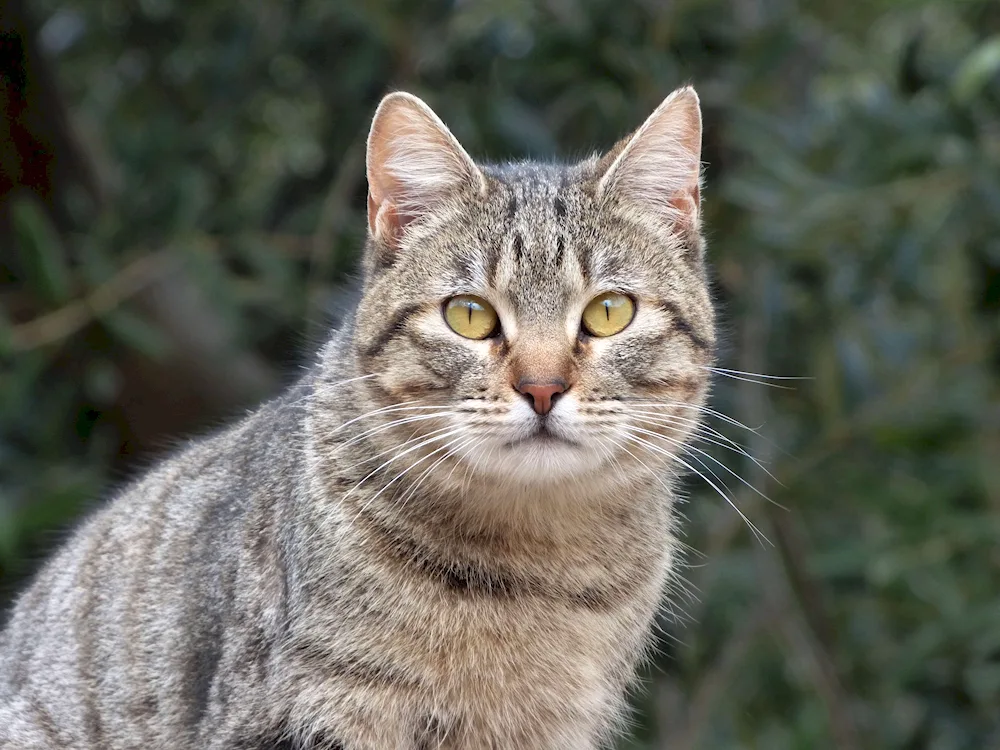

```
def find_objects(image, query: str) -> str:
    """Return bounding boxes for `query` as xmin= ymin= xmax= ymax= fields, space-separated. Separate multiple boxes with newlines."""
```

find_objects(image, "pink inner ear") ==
xmin=595 ymin=88 xmax=703 ymax=231
xmin=369 ymin=194 xmax=403 ymax=246
xmin=668 ymin=184 xmax=700 ymax=220
xmin=367 ymin=192 xmax=379 ymax=234
xmin=365 ymin=93 xmax=485 ymax=250
xmin=368 ymin=190 xmax=420 ymax=247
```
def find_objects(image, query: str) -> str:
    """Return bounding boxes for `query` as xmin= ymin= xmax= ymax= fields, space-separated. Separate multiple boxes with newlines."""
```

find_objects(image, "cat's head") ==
xmin=347 ymin=89 xmax=715 ymax=489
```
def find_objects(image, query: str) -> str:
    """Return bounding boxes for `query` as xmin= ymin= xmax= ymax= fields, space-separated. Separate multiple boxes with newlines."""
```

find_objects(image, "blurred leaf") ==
xmin=952 ymin=35 xmax=1000 ymax=102
xmin=101 ymin=309 xmax=172 ymax=359
xmin=10 ymin=197 xmax=72 ymax=305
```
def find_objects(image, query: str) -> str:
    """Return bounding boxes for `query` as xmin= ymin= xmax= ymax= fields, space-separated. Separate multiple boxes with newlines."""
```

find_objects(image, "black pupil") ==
xmin=604 ymin=300 xmax=611 ymax=320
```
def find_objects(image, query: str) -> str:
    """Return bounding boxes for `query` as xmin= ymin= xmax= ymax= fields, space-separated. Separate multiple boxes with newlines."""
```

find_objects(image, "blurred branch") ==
xmin=766 ymin=504 xmax=863 ymax=750
xmin=737 ymin=261 xmax=862 ymax=750
xmin=4 ymin=229 xmax=351 ymax=353
xmin=668 ymin=605 xmax=770 ymax=750
xmin=7 ymin=250 xmax=178 ymax=352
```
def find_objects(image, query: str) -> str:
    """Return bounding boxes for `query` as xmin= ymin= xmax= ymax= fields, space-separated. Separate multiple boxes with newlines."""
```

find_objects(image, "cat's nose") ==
xmin=515 ymin=379 xmax=567 ymax=415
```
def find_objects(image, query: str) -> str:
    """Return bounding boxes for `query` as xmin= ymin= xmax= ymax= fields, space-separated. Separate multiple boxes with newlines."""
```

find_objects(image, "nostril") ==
xmin=515 ymin=379 xmax=569 ymax=415
xmin=514 ymin=385 xmax=534 ymax=406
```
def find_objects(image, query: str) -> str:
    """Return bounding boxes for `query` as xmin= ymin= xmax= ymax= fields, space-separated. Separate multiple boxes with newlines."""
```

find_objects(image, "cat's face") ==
xmin=350 ymin=90 xmax=714 ymax=487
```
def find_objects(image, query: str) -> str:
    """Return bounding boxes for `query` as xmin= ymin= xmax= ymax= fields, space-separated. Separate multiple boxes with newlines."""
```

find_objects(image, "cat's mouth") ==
xmin=503 ymin=423 xmax=579 ymax=449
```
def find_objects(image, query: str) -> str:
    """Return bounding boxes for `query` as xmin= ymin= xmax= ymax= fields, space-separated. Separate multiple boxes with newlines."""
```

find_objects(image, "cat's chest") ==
xmin=389 ymin=568 xmax=662 ymax=738
xmin=362 ymin=530 xmax=667 ymax=701
xmin=278 ymin=569 xmax=665 ymax=749
xmin=283 ymin=504 xmax=673 ymax=747
xmin=367 ymin=590 xmax=653 ymax=749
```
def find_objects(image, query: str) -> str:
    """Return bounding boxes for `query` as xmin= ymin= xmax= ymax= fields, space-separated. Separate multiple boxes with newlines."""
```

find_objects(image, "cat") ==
xmin=0 ymin=85 xmax=715 ymax=749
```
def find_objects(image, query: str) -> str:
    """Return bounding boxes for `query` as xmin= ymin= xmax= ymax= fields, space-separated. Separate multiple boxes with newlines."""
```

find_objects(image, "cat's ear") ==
xmin=366 ymin=92 xmax=486 ymax=246
xmin=595 ymin=86 xmax=702 ymax=227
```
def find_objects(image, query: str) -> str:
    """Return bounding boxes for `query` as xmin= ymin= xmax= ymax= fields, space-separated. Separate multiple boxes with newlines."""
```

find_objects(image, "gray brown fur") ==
xmin=0 ymin=88 xmax=715 ymax=749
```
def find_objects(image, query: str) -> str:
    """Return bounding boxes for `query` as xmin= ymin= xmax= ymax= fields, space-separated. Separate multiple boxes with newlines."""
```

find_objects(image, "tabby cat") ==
xmin=0 ymin=86 xmax=715 ymax=749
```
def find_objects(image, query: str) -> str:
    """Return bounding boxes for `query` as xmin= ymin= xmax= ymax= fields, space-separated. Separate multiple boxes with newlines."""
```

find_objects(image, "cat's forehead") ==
xmin=484 ymin=161 xmax=592 ymax=215
xmin=476 ymin=161 xmax=595 ymax=317
xmin=488 ymin=161 xmax=571 ymax=196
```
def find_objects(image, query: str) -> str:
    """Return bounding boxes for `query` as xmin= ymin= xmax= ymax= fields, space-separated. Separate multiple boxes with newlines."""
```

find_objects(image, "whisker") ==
xmin=445 ymin=440 xmax=474 ymax=487
xmin=706 ymin=366 xmax=811 ymax=381
xmin=616 ymin=399 xmax=767 ymax=435
xmin=605 ymin=434 xmax=675 ymax=497
xmin=379 ymin=439 xmax=466 ymax=505
xmin=350 ymin=434 xmax=468 ymax=526
xmin=627 ymin=409 xmax=754 ymax=452
xmin=339 ymin=424 xmax=460 ymax=473
xmin=343 ymin=427 xmax=466 ymax=494
xmin=627 ymin=425 xmax=785 ymax=510
xmin=322 ymin=372 xmax=381 ymax=387
xmin=704 ymin=369 xmax=795 ymax=389
xmin=628 ymin=412 xmax=783 ymax=488
xmin=620 ymin=398 xmax=794 ymax=459
xmin=334 ymin=411 xmax=457 ymax=452
xmin=333 ymin=401 xmax=452 ymax=433
xmin=627 ymin=429 xmax=736 ymax=506
xmin=285 ymin=372 xmax=381 ymax=409
xmin=623 ymin=432 xmax=771 ymax=547
xmin=395 ymin=436 xmax=473 ymax=509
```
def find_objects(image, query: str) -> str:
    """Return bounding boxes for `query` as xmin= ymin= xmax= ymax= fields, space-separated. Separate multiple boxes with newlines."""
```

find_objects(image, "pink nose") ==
xmin=516 ymin=380 xmax=567 ymax=415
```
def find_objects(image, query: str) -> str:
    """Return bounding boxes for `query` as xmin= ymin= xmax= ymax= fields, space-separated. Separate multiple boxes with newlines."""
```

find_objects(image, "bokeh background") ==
xmin=2 ymin=0 xmax=999 ymax=747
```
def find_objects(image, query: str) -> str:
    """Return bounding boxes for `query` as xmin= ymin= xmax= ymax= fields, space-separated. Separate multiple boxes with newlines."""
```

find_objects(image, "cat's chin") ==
xmin=461 ymin=436 xmax=606 ymax=485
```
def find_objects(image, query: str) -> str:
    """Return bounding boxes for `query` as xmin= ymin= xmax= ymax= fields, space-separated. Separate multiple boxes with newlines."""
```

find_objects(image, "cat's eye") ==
xmin=444 ymin=295 xmax=500 ymax=340
xmin=581 ymin=292 xmax=635 ymax=337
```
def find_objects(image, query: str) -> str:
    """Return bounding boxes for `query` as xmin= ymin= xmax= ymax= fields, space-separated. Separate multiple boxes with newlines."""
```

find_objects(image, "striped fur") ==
xmin=0 ymin=88 xmax=715 ymax=749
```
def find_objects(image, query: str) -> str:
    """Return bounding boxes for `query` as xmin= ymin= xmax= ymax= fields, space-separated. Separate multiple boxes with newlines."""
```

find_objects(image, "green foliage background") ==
xmin=2 ymin=0 xmax=999 ymax=747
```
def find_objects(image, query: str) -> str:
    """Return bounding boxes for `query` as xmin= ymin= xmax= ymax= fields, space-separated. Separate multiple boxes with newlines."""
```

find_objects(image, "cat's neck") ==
xmin=423 ymin=470 xmax=667 ymax=543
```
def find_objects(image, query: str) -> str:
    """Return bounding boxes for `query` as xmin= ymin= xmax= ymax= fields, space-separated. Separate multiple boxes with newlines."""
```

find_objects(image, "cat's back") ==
xmin=0 ymin=381 xmax=309 ymax=748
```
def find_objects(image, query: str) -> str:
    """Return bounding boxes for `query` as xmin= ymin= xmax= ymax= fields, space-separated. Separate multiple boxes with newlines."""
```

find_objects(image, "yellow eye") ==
xmin=581 ymin=292 xmax=635 ymax=337
xmin=444 ymin=295 xmax=500 ymax=340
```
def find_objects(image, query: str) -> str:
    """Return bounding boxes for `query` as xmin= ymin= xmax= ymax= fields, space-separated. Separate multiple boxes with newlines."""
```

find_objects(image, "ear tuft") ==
xmin=596 ymin=86 xmax=703 ymax=227
xmin=366 ymin=92 xmax=484 ymax=247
